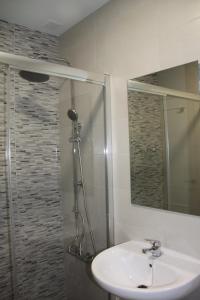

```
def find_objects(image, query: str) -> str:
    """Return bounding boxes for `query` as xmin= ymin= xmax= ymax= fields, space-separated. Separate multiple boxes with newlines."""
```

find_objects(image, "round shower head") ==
xmin=19 ymin=70 xmax=49 ymax=83
xmin=67 ymin=109 xmax=78 ymax=121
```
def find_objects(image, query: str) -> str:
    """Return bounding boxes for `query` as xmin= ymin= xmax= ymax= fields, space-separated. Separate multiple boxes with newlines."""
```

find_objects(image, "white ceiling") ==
xmin=0 ymin=0 xmax=110 ymax=36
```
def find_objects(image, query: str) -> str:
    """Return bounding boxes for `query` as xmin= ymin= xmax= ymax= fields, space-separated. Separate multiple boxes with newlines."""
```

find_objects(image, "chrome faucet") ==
xmin=142 ymin=239 xmax=162 ymax=258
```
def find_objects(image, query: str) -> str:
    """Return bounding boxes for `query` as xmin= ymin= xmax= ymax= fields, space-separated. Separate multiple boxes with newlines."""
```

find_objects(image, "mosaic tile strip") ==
xmin=0 ymin=21 xmax=14 ymax=53
xmin=14 ymin=24 xmax=59 ymax=61
xmin=0 ymin=19 xmax=59 ymax=62
xmin=10 ymin=71 xmax=65 ymax=300
xmin=0 ymin=19 xmax=66 ymax=300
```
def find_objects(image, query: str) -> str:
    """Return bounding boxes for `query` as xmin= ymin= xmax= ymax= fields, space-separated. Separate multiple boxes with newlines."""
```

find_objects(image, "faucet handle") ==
xmin=145 ymin=239 xmax=161 ymax=248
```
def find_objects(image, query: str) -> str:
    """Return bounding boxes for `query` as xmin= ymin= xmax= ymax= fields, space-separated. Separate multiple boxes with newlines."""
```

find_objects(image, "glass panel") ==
xmin=60 ymin=79 xmax=108 ymax=299
xmin=166 ymin=96 xmax=200 ymax=216
xmin=5 ymin=67 xmax=108 ymax=299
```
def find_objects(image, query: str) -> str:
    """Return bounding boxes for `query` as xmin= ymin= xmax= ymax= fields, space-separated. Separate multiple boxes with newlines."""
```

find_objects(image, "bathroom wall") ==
xmin=0 ymin=20 xmax=65 ymax=299
xmin=60 ymin=0 xmax=200 ymax=279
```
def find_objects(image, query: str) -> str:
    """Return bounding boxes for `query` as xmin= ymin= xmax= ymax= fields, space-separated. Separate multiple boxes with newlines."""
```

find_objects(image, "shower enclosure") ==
xmin=0 ymin=52 xmax=113 ymax=300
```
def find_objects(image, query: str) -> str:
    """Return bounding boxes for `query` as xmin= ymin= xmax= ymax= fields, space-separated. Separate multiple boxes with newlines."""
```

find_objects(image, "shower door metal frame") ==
xmin=128 ymin=79 xmax=200 ymax=213
xmin=0 ymin=51 xmax=114 ymax=300
xmin=0 ymin=51 xmax=105 ymax=85
xmin=104 ymin=75 xmax=114 ymax=247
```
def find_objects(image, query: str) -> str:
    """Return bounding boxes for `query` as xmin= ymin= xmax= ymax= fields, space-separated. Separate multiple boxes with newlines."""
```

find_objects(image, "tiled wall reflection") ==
xmin=128 ymin=87 xmax=167 ymax=209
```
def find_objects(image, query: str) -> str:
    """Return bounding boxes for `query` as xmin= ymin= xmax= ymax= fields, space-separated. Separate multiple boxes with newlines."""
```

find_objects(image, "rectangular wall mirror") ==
xmin=128 ymin=61 xmax=200 ymax=216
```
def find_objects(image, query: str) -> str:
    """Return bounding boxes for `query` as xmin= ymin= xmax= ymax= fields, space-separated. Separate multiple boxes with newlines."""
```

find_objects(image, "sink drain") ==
xmin=137 ymin=285 xmax=148 ymax=289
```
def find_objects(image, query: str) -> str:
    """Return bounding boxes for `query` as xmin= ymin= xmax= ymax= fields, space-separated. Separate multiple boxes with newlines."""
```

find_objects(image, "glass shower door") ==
xmin=4 ymin=66 xmax=109 ymax=300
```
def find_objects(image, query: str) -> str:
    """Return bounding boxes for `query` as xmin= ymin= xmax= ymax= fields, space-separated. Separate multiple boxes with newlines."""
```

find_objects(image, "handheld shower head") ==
xmin=67 ymin=109 xmax=78 ymax=121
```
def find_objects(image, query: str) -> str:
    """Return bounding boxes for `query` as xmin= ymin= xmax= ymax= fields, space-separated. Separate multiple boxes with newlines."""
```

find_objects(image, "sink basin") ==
xmin=91 ymin=240 xmax=200 ymax=300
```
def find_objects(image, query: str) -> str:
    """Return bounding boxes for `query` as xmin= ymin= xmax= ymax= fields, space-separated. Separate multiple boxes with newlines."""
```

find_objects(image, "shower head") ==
xmin=19 ymin=70 xmax=49 ymax=82
xmin=67 ymin=109 xmax=78 ymax=121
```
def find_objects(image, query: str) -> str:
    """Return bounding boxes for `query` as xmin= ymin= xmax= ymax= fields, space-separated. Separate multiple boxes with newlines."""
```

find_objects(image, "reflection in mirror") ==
xmin=135 ymin=61 xmax=199 ymax=93
xmin=128 ymin=61 xmax=200 ymax=216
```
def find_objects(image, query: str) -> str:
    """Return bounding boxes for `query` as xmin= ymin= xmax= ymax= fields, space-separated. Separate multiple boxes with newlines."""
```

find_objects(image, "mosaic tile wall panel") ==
xmin=0 ymin=19 xmax=59 ymax=61
xmin=0 ymin=19 xmax=66 ymax=299
xmin=128 ymin=89 xmax=167 ymax=209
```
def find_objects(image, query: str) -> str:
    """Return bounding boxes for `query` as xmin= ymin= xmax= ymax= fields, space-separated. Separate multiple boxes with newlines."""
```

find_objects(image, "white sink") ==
xmin=91 ymin=240 xmax=200 ymax=300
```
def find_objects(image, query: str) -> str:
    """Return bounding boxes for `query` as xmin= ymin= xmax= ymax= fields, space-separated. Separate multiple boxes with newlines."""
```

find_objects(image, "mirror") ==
xmin=128 ymin=61 xmax=200 ymax=216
